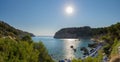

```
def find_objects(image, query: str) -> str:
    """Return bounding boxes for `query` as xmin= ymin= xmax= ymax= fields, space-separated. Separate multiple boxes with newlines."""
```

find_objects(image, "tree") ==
xmin=0 ymin=38 xmax=54 ymax=62
xmin=21 ymin=35 xmax=32 ymax=42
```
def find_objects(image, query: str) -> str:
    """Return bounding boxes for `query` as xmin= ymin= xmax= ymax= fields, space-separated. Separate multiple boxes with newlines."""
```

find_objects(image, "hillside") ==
xmin=54 ymin=26 xmax=107 ymax=39
xmin=55 ymin=22 xmax=120 ymax=61
xmin=0 ymin=21 xmax=35 ymax=39
xmin=0 ymin=21 xmax=54 ymax=62
xmin=54 ymin=23 xmax=120 ymax=39
xmin=54 ymin=23 xmax=120 ymax=62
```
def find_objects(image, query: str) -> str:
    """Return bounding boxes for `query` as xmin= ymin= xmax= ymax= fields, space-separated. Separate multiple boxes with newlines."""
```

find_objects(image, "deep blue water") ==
xmin=32 ymin=36 xmax=93 ymax=61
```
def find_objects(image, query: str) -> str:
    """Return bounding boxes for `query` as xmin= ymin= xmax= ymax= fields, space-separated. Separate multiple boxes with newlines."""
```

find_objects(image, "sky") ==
xmin=0 ymin=0 xmax=120 ymax=36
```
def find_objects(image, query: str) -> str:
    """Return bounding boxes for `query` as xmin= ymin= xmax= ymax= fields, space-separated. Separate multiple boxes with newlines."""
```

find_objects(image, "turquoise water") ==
xmin=32 ymin=36 xmax=93 ymax=61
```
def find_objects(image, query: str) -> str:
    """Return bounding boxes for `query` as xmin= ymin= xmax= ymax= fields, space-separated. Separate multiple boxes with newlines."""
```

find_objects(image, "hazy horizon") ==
xmin=0 ymin=0 xmax=120 ymax=36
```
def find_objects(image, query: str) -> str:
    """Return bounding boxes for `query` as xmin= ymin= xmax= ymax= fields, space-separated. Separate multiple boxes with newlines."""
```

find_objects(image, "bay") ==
xmin=32 ymin=36 xmax=94 ymax=62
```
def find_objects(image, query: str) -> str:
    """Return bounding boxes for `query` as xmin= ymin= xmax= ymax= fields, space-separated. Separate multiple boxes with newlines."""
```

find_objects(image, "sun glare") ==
xmin=65 ymin=6 xmax=73 ymax=14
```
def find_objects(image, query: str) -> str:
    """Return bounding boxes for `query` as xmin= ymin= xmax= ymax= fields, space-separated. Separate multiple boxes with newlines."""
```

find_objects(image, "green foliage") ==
xmin=72 ymin=45 xmax=104 ymax=62
xmin=83 ymin=57 xmax=93 ymax=62
xmin=71 ymin=22 xmax=120 ymax=62
xmin=72 ymin=59 xmax=82 ymax=62
xmin=0 ymin=38 xmax=54 ymax=62
xmin=72 ymin=56 xmax=103 ymax=62
xmin=110 ymin=40 xmax=120 ymax=56
xmin=21 ymin=35 xmax=32 ymax=42
xmin=55 ymin=22 xmax=120 ymax=39
xmin=34 ymin=42 xmax=53 ymax=62
xmin=99 ymin=22 xmax=120 ymax=57
xmin=103 ymin=44 xmax=111 ymax=55
xmin=95 ymin=50 xmax=103 ymax=62
xmin=107 ymin=22 xmax=120 ymax=39
xmin=111 ymin=38 xmax=118 ymax=49
xmin=0 ymin=21 xmax=53 ymax=62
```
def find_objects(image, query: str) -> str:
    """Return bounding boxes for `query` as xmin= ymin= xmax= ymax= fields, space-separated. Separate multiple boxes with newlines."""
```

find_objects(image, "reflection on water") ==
xmin=62 ymin=39 xmax=79 ymax=59
xmin=32 ymin=36 xmax=93 ymax=62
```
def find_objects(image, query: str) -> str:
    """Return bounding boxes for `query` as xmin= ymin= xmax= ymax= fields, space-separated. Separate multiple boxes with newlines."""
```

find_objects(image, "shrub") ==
xmin=0 ymin=38 xmax=54 ymax=62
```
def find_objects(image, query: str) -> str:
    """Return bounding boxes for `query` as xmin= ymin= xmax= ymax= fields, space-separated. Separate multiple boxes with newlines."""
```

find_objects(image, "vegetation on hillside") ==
xmin=54 ymin=26 xmax=108 ymax=39
xmin=1 ymin=20 xmax=120 ymax=62
xmin=54 ymin=22 xmax=120 ymax=39
xmin=0 ymin=21 xmax=34 ymax=40
xmin=72 ymin=22 xmax=120 ymax=62
xmin=0 ymin=21 xmax=54 ymax=62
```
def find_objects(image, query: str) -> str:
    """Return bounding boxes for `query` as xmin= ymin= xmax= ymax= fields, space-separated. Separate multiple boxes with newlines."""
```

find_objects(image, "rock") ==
xmin=88 ymin=43 xmax=98 ymax=48
xmin=70 ymin=45 xmax=74 ymax=48
xmin=80 ymin=47 xmax=86 ymax=51
xmin=80 ymin=47 xmax=89 ymax=55
xmin=73 ymin=49 xmax=76 ymax=52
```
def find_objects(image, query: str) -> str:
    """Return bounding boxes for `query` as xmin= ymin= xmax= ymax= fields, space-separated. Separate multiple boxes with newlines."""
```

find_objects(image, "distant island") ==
xmin=54 ymin=23 xmax=119 ymax=39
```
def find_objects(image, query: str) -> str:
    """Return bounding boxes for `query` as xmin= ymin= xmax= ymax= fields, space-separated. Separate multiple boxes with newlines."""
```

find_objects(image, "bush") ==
xmin=72 ymin=59 xmax=82 ymax=62
xmin=0 ymin=38 xmax=54 ymax=62
xmin=21 ymin=35 xmax=32 ymax=42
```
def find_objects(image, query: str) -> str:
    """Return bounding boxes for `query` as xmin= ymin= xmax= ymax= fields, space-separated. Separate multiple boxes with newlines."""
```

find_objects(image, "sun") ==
xmin=65 ymin=6 xmax=73 ymax=14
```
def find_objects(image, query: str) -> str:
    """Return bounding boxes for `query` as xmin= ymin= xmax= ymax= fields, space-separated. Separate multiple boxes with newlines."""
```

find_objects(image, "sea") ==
xmin=32 ymin=36 xmax=94 ymax=62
